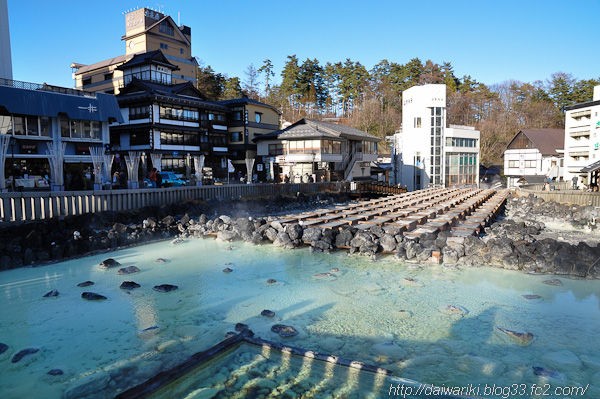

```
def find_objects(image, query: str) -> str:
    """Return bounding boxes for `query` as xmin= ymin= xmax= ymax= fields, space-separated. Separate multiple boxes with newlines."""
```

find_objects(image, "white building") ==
xmin=503 ymin=129 xmax=564 ymax=188
xmin=563 ymin=86 xmax=600 ymax=187
xmin=392 ymin=84 xmax=480 ymax=191
xmin=0 ymin=0 xmax=12 ymax=80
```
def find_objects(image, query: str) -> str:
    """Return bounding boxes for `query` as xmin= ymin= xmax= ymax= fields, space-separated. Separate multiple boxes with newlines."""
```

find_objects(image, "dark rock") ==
xmin=224 ymin=331 xmax=237 ymax=339
xmin=542 ymin=278 xmax=563 ymax=286
xmin=23 ymin=248 xmax=34 ymax=265
xmin=120 ymin=281 xmax=141 ymax=290
xmin=43 ymin=289 xmax=59 ymax=298
xmin=99 ymin=258 xmax=120 ymax=269
xmin=302 ymin=227 xmax=322 ymax=244
xmin=523 ymin=294 xmax=542 ymax=300
xmin=261 ymin=309 xmax=275 ymax=318
xmin=335 ymin=228 xmax=354 ymax=248
xmin=217 ymin=230 xmax=238 ymax=242
xmin=48 ymin=369 xmax=64 ymax=376
xmin=153 ymin=284 xmax=178 ymax=292
xmin=77 ymin=281 xmax=94 ymax=287
xmin=155 ymin=258 xmax=168 ymax=263
xmin=273 ymin=231 xmax=294 ymax=249
xmin=112 ymin=223 xmax=127 ymax=234
xmin=271 ymin=324 xmax=298 ymax=337
xmin=11 ymin=348 xmax=39 ymax=363
xmin=118 ymin=266 xmax=140 ymax=275
xmin=264 ymin=227 xmax=278 ymax=242
xmin=532 ymin=366 xmax=561 ymax=379
xmin=0 ymin=343 xmax=8 ymax=355
xmin=82 ymin=292 xmax=107 ymax=300
xmin=405 ymin=241 xmax=422 ymax=260
xmin=285 ymin=223 xmax=303 ymax=241
xmin=222 ymin=267 xmax=233 ymax=273
xmin=266 ymin=278 xmax=277 ymax=285
xmin=379 ymin=234 xmax=397 ymax=252
xmin=235 ymin=323 xmax=249 ymax=332
xmin=161 ymin=215 xmax=175 ymax=226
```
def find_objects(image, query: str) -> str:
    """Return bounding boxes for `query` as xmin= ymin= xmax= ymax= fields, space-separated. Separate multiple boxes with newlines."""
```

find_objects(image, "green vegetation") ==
xmin=196 ymin=56 xmax=600 ymax=165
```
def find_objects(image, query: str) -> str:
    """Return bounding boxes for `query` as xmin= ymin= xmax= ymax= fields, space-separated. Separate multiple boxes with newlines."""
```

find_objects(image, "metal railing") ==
xmin=0 ymin=77 xmax=97 ymax=98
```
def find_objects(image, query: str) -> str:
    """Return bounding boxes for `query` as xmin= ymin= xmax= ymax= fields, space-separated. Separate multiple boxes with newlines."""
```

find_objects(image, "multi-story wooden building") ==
xmin=110 ymin=51 xmax=230 ymax=184
xmin=255 ymin=118 xmax=379 ymax=182
xmin=71 ymin=8 xmax=197 ymax=95
xmin=0 ymin=78 xmax=122 ymax=191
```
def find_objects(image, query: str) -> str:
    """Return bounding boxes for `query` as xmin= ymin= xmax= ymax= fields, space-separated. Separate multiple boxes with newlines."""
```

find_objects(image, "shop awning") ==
xmin=581 ymin=160 xmax=600 ymax=173
xmin=0 ymin=85 xmax=123 ymax=123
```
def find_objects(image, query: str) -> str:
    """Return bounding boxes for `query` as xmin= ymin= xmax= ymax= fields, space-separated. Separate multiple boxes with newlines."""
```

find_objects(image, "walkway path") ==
xmin=274 ymin=187 xmax=509 ymax=239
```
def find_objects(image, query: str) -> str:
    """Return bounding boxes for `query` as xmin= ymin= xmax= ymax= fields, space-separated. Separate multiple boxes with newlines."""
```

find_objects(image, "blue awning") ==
xmin=0 ymin=85 xmax=123 ymax=123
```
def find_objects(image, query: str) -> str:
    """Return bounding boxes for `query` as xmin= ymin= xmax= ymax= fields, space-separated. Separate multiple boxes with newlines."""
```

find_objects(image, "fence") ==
xmin=0 ymin=182 xmax=351 ymax=223
xmin=518 ymin=183 xmax=600 ymax=207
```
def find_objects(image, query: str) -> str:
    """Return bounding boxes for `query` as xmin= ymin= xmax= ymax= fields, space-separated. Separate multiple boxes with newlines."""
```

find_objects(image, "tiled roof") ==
xmin=521 ymin=129 xmax=564 ymax=155
xmin=116 ymin=50 xmax=178 ymax=71
xmin=72 ymin=54 xmax=130 ymax=74
xmin=217 ymin=97 xmax=281 ymax=114
xmin=254 ymin=118 xmax=379 ymax=142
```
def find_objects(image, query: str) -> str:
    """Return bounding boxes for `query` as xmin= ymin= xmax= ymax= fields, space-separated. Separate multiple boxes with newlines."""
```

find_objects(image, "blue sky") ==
xmin=6 ymin=0 xmax=600 ymax=89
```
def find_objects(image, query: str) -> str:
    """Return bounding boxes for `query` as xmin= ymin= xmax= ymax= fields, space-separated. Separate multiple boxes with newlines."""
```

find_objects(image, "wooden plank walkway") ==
xmin=274 ymin=187 xmax=509 ymax=239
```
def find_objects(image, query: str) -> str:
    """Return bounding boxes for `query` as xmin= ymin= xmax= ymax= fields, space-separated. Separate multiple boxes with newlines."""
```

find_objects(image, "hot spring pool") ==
xmin=0 ymin=238 xmax=599 ymax=398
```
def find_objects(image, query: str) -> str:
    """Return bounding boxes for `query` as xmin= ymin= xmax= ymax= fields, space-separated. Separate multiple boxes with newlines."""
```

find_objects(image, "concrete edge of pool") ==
xmin=115 ymin=328 xmax=478 ymax=399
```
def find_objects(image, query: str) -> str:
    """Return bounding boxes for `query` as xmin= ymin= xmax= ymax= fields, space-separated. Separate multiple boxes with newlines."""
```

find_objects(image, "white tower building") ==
xmin=393 ymin=84 xmax=480 ymax=190
xmin=0 ymin=0 xmax=12 ymax=80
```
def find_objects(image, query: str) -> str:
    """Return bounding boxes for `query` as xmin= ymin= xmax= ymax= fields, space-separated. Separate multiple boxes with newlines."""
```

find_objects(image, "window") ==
xmin=0 ymin=115 xmax=12 ymax=134
xmin=104 ymin=72 xmax=113 ymax=81
xmin=508 ymin=160 xmax=519 ymax=168
xmin=159 ymin=105 xmax=198 ymax=121
xmin=160 ymin=43 xmax=169 ymax=50
xmin=524 ymin=160 xmax=537 ymax=168
xmin=159 ymin=20 xmax=174 ymax=36
xmin=26 ymin=116 xmax=39 ymax=135
xmin=414 ymin=117 xmax=421 ymax=128
xmin=13 ymin=116 xmax=25 ymax=135
xmin=82 ymin=77 xmax=92 ymax=86
xmin=180 ymin=48 xmax=184 ymax=55
xmin=130 ymin=106 xmax=151 ymax=120
xmin=255 ymin=112 xmax=262 ymax=123
xmin=40 ymin=117 xmax=51 ymax=137
xmin=230 ymin=132 xmax=242 ymax=142
xmin=160 ymin=130 xmax=199 ymax=146
xmin=130 ymin=130 xmax=150 ymax=145
xmin=59 ymin=117 xmax=101 ymax=139
xmin=231 ymin=111 xmax=242 ymax=121
xmin=268 ymin=143 xmax=283 ymax=156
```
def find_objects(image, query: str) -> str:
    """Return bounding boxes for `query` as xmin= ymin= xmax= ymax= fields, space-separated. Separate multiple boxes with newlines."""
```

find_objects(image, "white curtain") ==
xmin=269 ymin=160 xmax=275 ymax=181
xmin=193 ymin=155 xmax=205 ymax=183
xmin=102 ymin=153 xmax=114 ymax=184
xmin=245 ymin=158 xmax=255 ymax=183
xmin=89 ymin=146 xmax=104 ymax=184
xmin=150 ymin=153 xmax=162 ymax=172
xmin=46 ymin=141 xmax=67 ymax=186
xmin=0 ymin=134 xmax=11 ymax=190
xmin=125 ymin=151 xmax=142 ymax=184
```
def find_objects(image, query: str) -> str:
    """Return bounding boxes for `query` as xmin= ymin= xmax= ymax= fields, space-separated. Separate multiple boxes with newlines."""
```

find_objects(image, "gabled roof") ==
xmin=123 ymin=15 xmax=191 ymax=47
xmin=505 ymin=128 xmax=564 ymax=156
xmin=217 ymin=97 xmax=281 ymax=115
xmin=254 ymin=118 xmax=379 ymax=142
xmin=72 ymin=54 xmax=130 ymax=75
xmin=116 ymin=78 xmax=228 ymax=111
xmin=116 ymin=50 xmax=179 ymax=71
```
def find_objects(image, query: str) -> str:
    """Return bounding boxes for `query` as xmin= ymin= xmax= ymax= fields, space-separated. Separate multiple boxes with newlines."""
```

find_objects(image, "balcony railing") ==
xmin=0 ymin=77 xmax=97 ymax=98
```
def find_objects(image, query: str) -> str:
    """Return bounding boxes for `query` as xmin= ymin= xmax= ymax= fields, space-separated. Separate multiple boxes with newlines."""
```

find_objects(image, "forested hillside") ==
xmin=196 ymin=57 xmax=599 ymax=165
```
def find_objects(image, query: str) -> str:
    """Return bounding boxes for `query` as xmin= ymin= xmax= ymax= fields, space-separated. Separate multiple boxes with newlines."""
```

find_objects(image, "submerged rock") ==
xmin=120 ymin=281 xmax=141 ymax=290
xmin=43 ymin=289 xmax=59 ymax=298
xmin=271 ymin=324 xmax=298 ymax=337
xmin=261 ymin=309 xmax=275 ymax=318
xmin=532 ymin=366 xmax=562 ymax=379
xmin=542 ymin=278 xmax=563 ymax=286
xmin=442 ymin=305 xmax=469 ymax=316
xmin=496 ymin=327 xmax=534 ymax=345
xmin=99 ymin=258 xmax=120 ymax=269
xmin=0 ymin=343 xmax=8 ymax=355
xmin=47 ymin=369 xmax=64 ymax=376
xmin=222 ymin=267 xmax=233 ymax=273
xmin=266 ymin=278 xmax=277 ymax=285
xmin=77 ymin=281 xmax=94 ymax=287
xmin=235 ymin=323 xmax=249 ymax=332
xmin=153 ymin=284 xmax=178 ymax=293
xmin=81 ymin=292 xmax=107 ymax=301
xmin=155 ymin=258 xmax=168 ymax=263
xmin=522 ymin=294 xmax=542 ymax=300
xmin=11 ymin=348 xmax=39 ymax=363
xmin=117 ymin=266 xmax=140 ymax=275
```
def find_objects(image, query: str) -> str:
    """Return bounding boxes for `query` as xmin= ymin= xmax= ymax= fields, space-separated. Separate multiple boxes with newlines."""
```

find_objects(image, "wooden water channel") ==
xmin=274 ymin=187 xmax=510 ymax=239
